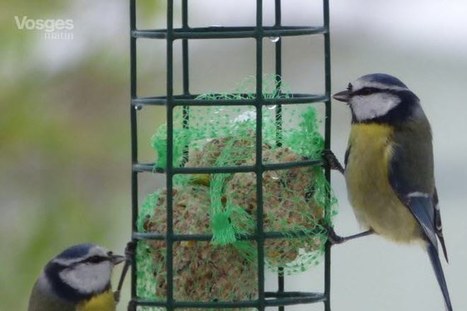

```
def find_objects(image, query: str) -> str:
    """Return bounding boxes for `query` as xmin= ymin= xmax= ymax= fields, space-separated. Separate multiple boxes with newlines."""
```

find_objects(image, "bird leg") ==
xmin=321 ymin=150 xmax=372 ymax=244
xmin=322 ymin=149 xmax=345 ymax=175
xmin=327 ymin=226 xmax=374 ymax=245
xmin=114 ymin=241 xmax=136 ymax=303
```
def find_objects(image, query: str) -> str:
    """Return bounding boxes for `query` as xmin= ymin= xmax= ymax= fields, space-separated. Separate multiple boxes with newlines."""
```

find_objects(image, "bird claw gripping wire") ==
xmin=321 ymin=149 xmax=345 ymax=175
xmin=326 ymin=225 xmax=374 ymax=245
xmin=114 ymin=241 xmax=136 ymax=303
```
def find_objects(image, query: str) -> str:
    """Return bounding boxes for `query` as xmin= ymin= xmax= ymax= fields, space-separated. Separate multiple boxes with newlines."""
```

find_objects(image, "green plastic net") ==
xmin=136 ymin=76 xmax=337 ymax=308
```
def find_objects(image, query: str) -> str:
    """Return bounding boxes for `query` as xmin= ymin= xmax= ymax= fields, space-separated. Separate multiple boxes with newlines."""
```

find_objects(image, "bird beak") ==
xmin=110 ymin=254 xmax=126 ymax=265
xmin=332 ymin=90 xmax=350 ymax=102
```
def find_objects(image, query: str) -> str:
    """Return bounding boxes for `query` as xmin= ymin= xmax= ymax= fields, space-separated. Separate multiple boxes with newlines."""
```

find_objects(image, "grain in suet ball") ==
xmin=187 ymin=136 xmax=258 ymax=168
xmin=143 ymin=185 xmax=258 ymax=303
xmin=225 ymin=146 xmax=325 ymax=267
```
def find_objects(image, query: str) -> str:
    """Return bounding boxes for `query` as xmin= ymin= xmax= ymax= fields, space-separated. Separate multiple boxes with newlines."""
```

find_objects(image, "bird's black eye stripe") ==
xmin=352 ymin=87 xmax=380 ymax=96
xmin=84 ymin=255 xmax=107 ymax=264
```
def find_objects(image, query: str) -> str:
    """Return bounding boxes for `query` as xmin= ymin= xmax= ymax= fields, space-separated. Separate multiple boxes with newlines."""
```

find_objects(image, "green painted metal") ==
xmin=129 ymin=0 xmax=332 ymax=310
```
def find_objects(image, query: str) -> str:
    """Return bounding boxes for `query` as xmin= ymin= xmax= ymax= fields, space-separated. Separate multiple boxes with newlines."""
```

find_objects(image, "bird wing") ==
xmin=387 ymin=129 xmax=447 ymax=260
xmin=388 ymin=124 xmax=452 ymax=311
xmin=433 ymin=187 xmax=449 ymax=261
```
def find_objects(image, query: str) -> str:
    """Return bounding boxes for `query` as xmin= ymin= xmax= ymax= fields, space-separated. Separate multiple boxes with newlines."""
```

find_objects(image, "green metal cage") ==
xmin=129 ymin=1 xmax=333 ymax=310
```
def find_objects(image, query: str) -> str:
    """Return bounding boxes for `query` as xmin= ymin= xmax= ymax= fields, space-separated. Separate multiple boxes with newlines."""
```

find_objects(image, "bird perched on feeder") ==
xmin=329 ymin=73 xmax=452 ymax=310
xmin=28 ymin=243 xmax=125 ymax=311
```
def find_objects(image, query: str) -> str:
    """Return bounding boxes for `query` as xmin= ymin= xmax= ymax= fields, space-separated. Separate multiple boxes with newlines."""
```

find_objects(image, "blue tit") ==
xmin=28 ymin=243 xmax=125 ymax=311
xmin=333 ymin=73 xmax=452 ymax=310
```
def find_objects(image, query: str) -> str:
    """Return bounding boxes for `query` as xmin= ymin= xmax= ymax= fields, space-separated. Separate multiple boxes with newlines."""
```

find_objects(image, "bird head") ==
xmin=43 ymin=243 xmax=125 ymax=303
xmin=333 ymin=73 xmax=422 ymax=123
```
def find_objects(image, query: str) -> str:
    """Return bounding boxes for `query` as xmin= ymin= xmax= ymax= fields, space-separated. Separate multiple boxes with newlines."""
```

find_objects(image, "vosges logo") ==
xmin=14 ymin=16 xmax=74 ymax=39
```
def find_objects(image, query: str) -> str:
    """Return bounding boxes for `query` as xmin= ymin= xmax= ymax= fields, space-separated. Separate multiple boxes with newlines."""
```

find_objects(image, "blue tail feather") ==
xmin=428 ymin=243 xmax=453 ymax=311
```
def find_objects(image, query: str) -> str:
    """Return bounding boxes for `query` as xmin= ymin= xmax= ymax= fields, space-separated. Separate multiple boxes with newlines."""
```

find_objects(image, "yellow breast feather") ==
xmin=76 ymin=291 xmax=116 ymax=311
xmin=345 ymin=123 xmax=421 ymax=242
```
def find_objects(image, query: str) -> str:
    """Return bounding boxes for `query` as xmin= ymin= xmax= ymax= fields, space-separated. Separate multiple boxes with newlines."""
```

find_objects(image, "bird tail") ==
xmin=428 ymin=243 xmax=453 ymax=311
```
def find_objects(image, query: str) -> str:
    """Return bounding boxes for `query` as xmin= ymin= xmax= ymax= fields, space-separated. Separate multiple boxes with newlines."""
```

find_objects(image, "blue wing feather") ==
xmin=405 ymin=195 xmax=437 ymax=249
xmin=388 ymin=142 xmax=437 ymax=248
xmin=388 ymin=138 xmax=452 ymax=310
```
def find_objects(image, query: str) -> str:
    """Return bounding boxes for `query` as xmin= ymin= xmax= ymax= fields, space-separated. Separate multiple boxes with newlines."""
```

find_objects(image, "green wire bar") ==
xmin=129 ymin=0 xmax=332 ymax=310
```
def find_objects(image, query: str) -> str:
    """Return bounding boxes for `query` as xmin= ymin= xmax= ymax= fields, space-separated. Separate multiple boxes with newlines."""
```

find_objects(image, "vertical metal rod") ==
xmin=166 ymin=1 xmax=175 ymax=310
xmin=129 ymin=0 xmax=137 ymax=309
xmin=274 ymin=0 xmax=283 ymax=149
xmin=255 ymin=1 xmax=265 ymax=311
xmin=274 ymin=0 xmax=285 ymax=310
xmin=277 ymin=268 xmax=285 ymax=311
xmin=182 ymin=0 xmax=189 ymax=95
xmin=181 ymin=0 xmax=190 ymax=165
xmin=323 ymin=0 xmax=332 ymax=310
xmin=323 ymin=3 xmax=331 ymax=150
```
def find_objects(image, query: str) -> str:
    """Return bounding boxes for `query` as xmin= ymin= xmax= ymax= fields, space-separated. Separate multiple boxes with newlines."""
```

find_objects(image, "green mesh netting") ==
xmin=136 ymin=75 xmax=337 ymax=307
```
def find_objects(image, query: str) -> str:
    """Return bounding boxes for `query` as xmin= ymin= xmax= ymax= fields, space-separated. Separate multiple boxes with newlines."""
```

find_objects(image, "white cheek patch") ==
xmin=350 ymin=93 xmax=401 ymax=121
xmin=59 ymin=261 xmax=112 ymax=294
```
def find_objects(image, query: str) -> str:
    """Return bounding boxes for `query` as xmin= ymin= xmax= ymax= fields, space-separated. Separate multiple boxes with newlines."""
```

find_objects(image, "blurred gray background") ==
xmin=1 ymin=0 xmax=466 ymax=310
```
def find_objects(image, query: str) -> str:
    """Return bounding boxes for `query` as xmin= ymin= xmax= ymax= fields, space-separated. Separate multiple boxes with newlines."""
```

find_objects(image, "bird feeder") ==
xmin=129 ymin=1 xmax=334 ymax=310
